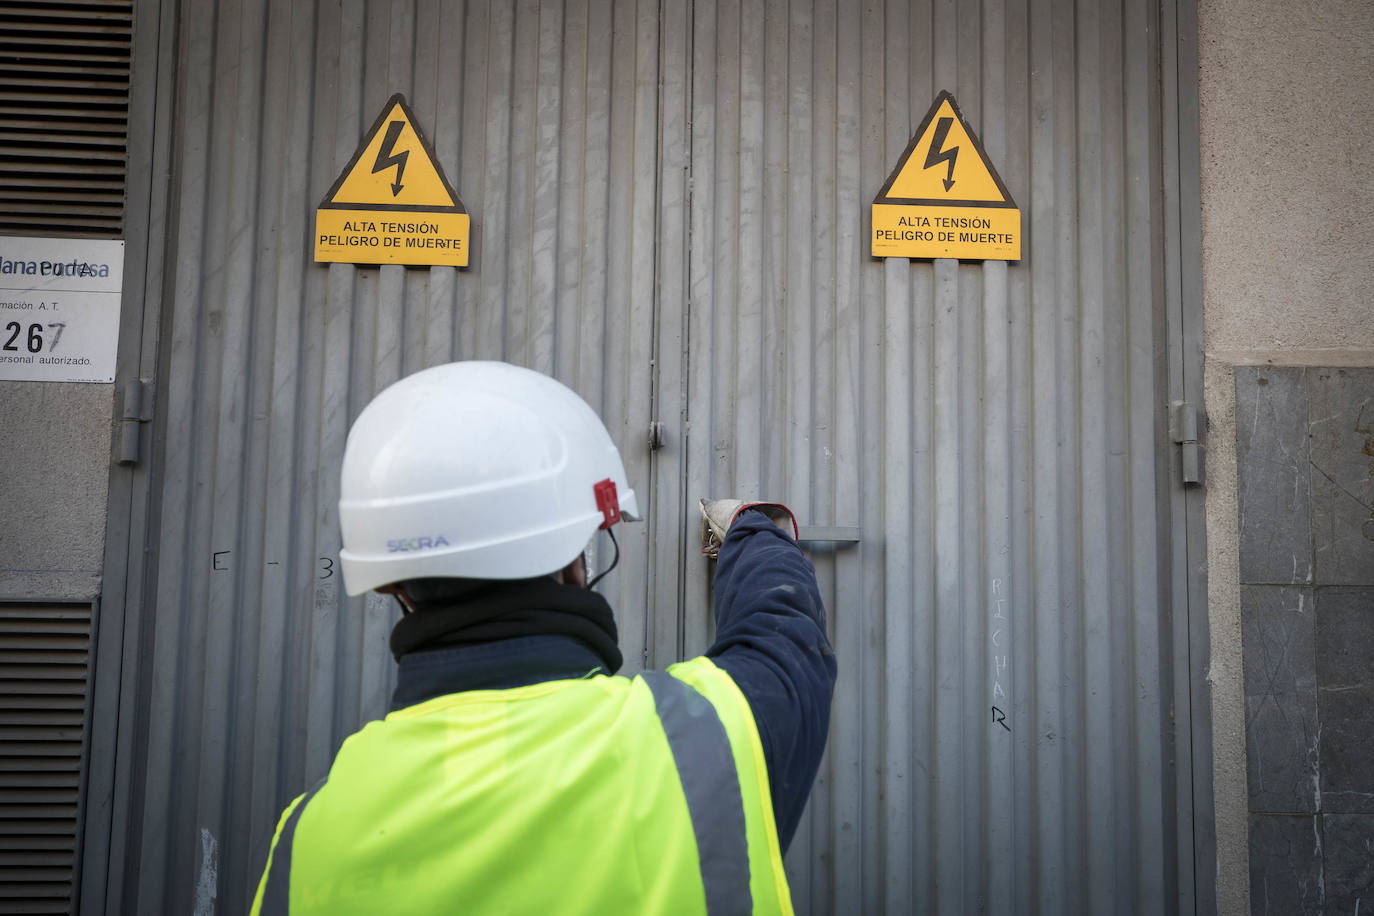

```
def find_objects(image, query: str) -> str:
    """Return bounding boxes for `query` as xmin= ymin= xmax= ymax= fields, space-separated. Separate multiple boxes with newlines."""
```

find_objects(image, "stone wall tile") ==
xmin=1322 ymin=814 xmax=1374 ymax=914
xmin=1315 ymin=586 xmax=1374 ymax=813
xmin=1237 ymin=366 xmax=1314 ymax=584
xmin=1248 ymin=814 xmax=1323 ymax=915
xmin=1309 ymin=368 xmax=1374 ymax=584
xmin=1243 ymin=585 xmax=1320 ymax=813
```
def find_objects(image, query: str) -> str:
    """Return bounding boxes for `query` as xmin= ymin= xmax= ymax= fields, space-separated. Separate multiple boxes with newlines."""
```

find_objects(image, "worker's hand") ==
xmin=699 ymin=498 xmax=799 ymax=557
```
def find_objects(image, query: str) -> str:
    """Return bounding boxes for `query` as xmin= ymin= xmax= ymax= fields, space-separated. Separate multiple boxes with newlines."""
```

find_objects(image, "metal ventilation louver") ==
xmin=0 ymin=1 xmax=133 ymax=238
xmin=0 ymin=602 xmax=94 ymax=914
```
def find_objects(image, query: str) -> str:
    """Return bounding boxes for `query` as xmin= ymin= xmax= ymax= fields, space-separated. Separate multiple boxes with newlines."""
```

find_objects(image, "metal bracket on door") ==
xmin=798 ymin=526 xmax=862 ymax=546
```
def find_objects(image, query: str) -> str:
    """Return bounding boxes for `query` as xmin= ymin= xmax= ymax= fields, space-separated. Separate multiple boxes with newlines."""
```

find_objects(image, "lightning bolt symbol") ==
xmin=371 ymin=121 xmax=408 ymax=196
xmin=922 ymin=117 xmax=959 ymax=192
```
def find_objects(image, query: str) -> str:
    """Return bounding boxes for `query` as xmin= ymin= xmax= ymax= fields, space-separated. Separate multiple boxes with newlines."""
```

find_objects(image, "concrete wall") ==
xmin=0 ymin=382 xmax=112 ymax=601
xmin=1198 ymin=0 xmax=1374 ymax=911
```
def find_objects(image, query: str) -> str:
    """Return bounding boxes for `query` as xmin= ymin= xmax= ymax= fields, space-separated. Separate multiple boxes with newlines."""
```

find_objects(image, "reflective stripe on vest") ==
xmin=257 ymin=781 xmax=323 ymax=915
xmin=641 ymin=670 xmax=751 ymax=915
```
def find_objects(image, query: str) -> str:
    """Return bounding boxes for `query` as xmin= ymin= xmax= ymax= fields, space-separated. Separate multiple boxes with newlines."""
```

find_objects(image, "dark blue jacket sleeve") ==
xmin=705 ymin=510 xmax=837 ymax=853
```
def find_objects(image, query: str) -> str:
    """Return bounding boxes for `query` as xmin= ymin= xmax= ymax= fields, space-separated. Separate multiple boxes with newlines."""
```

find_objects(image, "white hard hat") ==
xmin=338 ymin=361 xmax=640 ymax=596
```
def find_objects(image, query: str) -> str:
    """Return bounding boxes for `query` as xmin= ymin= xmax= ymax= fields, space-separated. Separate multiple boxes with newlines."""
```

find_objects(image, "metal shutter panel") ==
xmin=0 ymin=1 xmax=133 ymax=237
xmin=0 ymin=602 xmax=93 ymax=913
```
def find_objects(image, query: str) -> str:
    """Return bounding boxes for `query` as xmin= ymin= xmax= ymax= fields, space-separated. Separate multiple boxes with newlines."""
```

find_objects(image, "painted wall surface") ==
xmin=86 ymin=0 xmax=1206 ymax=914
xmin=1199 ymin=0 xmax=1374 ymax=360
xmin=0 ymin=382 xmax=112 ymax=601
xmin=1198 ymin=0 xmax=1374 ymax=912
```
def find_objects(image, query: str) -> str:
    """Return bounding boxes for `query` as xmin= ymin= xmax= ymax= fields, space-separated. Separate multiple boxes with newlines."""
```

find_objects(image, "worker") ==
xmin=250 ymin=361 xmax=836 ymax=914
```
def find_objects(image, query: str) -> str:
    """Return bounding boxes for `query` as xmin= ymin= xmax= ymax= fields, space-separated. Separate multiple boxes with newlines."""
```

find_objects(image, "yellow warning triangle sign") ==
xmin=319 ymin=94 xmax=465 ymax=212
xmin=315 ymin=94 xmax=470 ymax=267
xmin=874 ymin=91 xmax=1016 ymax=208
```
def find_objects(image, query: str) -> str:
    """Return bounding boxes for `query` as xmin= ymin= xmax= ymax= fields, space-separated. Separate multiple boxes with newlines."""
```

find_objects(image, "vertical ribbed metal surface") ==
xmin=672 ymin=2 xmax=1173 ymax=914
xmin=112 ymin=0 xmax=1191 ymax=912
xmin=128 ymin=2 xmax=665 ymax=911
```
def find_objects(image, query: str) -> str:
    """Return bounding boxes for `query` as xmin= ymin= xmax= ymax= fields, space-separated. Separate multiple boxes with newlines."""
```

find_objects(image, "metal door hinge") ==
xmin=1168 ymin=401 xmax=1204 ymax=487
xmin=117 ymin=378 xmax=155 ymax=465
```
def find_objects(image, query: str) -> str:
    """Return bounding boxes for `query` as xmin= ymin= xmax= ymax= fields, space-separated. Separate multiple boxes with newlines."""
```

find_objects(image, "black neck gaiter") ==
xmin=389 ymin=578 xmax=623 ymax=675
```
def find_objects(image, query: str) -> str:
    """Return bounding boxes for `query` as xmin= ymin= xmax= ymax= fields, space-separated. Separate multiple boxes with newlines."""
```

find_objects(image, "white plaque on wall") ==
xmin=0 ymin=236 xmax=124 ymax=383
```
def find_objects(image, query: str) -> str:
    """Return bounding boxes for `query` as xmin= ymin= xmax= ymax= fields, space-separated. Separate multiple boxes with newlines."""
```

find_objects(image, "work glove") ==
xmin=699 ymin=498 xmax=799 ymax=557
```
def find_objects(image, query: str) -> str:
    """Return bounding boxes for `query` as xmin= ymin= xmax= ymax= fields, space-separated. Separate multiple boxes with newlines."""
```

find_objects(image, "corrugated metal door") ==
xmin=661 ymin=0 xmax=1202 ymax=913
xmin=90 ymin=2 xmax=680 ymax=912
xmin=667 ymin=3 xmax=1203 ymax=911
xmin=87 ymin=0 xmax=1208 ymax=913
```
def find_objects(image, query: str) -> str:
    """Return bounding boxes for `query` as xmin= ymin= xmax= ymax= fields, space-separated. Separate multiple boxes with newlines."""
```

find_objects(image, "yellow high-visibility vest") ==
xmin=250 ymin=656 xmax=792 ymax=915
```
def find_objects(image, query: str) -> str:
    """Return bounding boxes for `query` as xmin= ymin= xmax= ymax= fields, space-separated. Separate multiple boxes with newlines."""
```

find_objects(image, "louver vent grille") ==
xmin=0 ymin=602 xmax=93 ymax=914
xmin=0 ymin=1 xmax=133 ymax=237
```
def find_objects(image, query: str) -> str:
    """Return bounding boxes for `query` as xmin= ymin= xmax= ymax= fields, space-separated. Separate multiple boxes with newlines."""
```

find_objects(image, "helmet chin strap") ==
xmin=585 ymin=526 xmax=620 ymax=591
xmin=373 ymin=583 xmax=417 ymax=615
